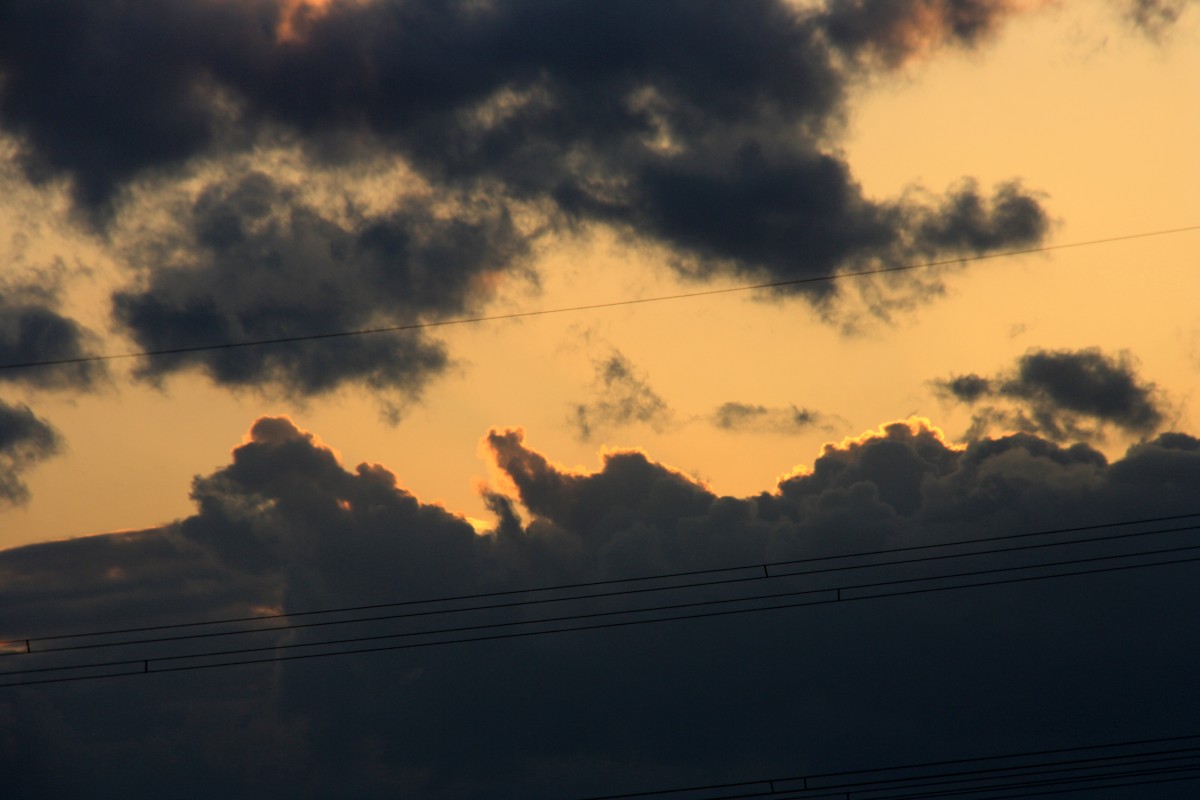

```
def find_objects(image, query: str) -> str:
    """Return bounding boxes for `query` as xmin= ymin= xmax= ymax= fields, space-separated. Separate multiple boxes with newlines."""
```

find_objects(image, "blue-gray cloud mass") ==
xmin=0 ymin=0 xmax=1053 ymax=402
xmin=2 ymin=415 xmax=1199 ymax=798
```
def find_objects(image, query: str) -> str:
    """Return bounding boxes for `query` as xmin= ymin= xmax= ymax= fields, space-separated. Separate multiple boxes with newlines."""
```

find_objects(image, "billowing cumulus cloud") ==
xmin=0 ymin=400 xmax=60 ymax=505
xmin=110 ymin=170 xmax=528 ymax=403
xmin=935 ymin=348 xmax=1166 ymax=442
xmin=570 ymin=351 xmax=671 ymax=441
xmin=712 ymin=401 xmax=828 ymax=435
xmin=487 ymin=426 xmax=717 ymax=571
xmin=1 ymin=0 xmax=1049 ymax=347
xmin=4 ymin=415 xmax=1200 ymax=797
xmin=777 ymin=420 xmax=964 ymax=517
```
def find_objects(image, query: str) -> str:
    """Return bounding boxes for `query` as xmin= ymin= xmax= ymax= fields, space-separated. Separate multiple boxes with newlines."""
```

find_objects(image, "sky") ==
xmin=1 ymin=0 xmax=1199 ymax=797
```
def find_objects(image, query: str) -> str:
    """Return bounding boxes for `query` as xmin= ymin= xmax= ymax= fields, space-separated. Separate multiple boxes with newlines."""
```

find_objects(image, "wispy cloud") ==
xmin=570 ymin=350 xmax=671 ymax=441
xmin=711 ymin=401 xmax=830 ymax=435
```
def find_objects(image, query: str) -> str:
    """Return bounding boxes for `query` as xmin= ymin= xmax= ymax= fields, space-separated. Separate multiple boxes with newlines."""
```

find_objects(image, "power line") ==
xmin=4 ymin=518 xmax=1198 ymax=687
xmin=573 ymin=732 xmax=1200 ymax=800
xmin=662 ymin=766 xmax=1200 ymax=800
xmin=4 ymin=511 xmax=1196 ymax=660
xmin=8 ymin=519 xmax=1200 ymax=660
xmin=7 ymin=510 xmax=1195 ymax=653
xmin=1 ymin=224 xmax=1197 ymax=373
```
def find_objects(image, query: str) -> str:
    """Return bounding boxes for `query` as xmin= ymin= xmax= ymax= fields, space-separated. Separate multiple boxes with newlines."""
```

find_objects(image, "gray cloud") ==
xmin=777 ymin=421 xmax=964 ymax=517
xmin=938 ymin=373 xmax=992 ymax=403
xmin=2 ymin=0 xmax=1050 ymax=328
xmin=4 ymin=416 xmax=1200 ymax=796
xmin=1008 ymin=349 xmax=1164 ymax=432
xmin=111 ymin=171 xmax=528 ymax=401
xmin=580 ymin=146 xmax=1047 ymax=311
xmin=712 ymin=401 xmax=827 ymax=435
xmin=0 ymin=400 xmax=60 ymax=505
xmin=571 ymin=351 xmax=671 ymax=441
xmin=935 ymin=348 xmax=1166 ymax=442
xmin=0 ymin=273 xmax=105 ymax=391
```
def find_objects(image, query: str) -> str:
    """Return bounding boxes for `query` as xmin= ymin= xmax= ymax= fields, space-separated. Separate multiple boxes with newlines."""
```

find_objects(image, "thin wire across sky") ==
xmin=5 ymin=511 xmax=1197 ymax=688
xmin=1 ymin=224 xmax=1197 ymax=373
xmin=571 ymin=731 xmax=1200 ymax=800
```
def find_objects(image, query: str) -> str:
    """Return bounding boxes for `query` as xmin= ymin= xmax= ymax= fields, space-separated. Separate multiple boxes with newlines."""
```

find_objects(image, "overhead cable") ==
xmin=3 ymin=514 xmax=1198 ymax=687
xmin=572 ymin=731 xmax=1200 ymax=800
xmin=1 ymin=225 xmax=1197 ymax=373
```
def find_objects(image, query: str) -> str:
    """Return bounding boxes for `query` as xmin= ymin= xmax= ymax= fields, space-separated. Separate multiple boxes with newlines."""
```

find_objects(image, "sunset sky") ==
xmin=1 ymin=1 xmax=1199 ymax=797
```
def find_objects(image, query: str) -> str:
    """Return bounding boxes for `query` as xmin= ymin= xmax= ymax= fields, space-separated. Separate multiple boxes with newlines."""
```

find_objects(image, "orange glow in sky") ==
xmin=275 ymin=0 xmax=361 ymax=43
xmin=0 ymin=2 xmax=1197 ymax=548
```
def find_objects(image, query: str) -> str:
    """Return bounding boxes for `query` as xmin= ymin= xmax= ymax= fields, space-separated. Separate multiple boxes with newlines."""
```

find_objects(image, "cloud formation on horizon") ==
xmin=3 ymin=413 xmax=1200 ymax=796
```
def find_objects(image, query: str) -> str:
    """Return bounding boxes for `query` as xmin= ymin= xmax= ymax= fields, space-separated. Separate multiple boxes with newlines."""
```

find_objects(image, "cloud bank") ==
xmin=3 ymin=415 xmax=1200 ymax=797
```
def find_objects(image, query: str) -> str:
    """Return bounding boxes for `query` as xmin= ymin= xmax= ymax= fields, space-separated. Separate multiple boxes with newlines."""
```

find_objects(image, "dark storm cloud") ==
xmin=935 ymin=348 xmax=1165 ymax=441
xmin=2 ymin=0 xmax=1049 ymax=316
xmin=0 ymin=0 xmax=839 ymax=210
xmin=1009 ymin=349 xmax=1164 ymax=432
xmin=4 ymin=416 xmax=1200 ymax=796
xmin=175 ymin=416 xmax=495 ymax=609
xmin=0 ymin=416 xmax=489 ymax=654
xmin=0 ymin=400 xmax=59 ymax=505
xmin=487 ymin=427 xmax=714 ymax=558
xmin=570 ymin=351 xmax=670 ymax=442
xmin=0 ymin=276 xmax=105 ymax=391
xmin=0 ymin=0 xmax=277 ymax=214
xmin=111 ymin=171 xmax=528 ymax=399
xmin=777 ymin=420 xmax=963 ymax=517
xmin=620 ymin=149 xmax=1047 ymax=296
